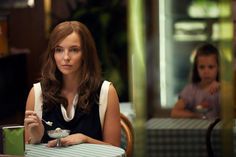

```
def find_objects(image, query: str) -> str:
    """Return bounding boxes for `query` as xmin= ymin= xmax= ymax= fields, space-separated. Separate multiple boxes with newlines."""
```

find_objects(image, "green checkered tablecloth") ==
xmin=25 ymin=143 xmax=126 ymax=157
xmin=146 ymin=118 xmax=236 ymax=157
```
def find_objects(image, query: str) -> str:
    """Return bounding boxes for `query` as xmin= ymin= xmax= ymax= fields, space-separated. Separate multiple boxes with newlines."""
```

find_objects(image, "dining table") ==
xmin=25 ymin=143 xmax=126 ymax=157
xmin=146 ymin=118 xmax=236 ymax=157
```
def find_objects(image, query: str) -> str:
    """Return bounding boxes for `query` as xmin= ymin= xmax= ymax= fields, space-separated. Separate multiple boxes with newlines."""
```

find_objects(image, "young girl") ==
xmin=171 ymin=43 xmax=220 ymax=119
xmin=24 ymin=21 xmax=121 ymax=147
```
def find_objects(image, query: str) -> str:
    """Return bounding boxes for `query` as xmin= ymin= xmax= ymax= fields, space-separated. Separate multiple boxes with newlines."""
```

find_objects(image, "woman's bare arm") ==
xmin=102 ymin=84 xmax=121 ymax=146
xmin=24 ymin=87 xmax=44 ymax=144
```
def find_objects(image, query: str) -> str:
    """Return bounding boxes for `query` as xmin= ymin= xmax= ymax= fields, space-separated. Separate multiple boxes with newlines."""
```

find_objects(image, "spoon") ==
xmin=42 ymin=119 xmax=53 ymax=126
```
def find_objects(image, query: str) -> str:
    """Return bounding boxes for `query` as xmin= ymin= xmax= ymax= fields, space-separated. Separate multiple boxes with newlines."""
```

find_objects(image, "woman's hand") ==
xmin=47 ymin=133 xmax=88 ymax=147
xmin=208 ymin=81 xmax=220 ymax=94
xmin=24 ymin=110 xmax=44 ymax=143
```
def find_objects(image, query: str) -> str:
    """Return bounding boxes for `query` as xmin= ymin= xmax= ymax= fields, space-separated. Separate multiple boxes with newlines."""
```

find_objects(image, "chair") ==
xmin=120 ymin=113 xmax=134 ymax=157
xmin=205 ymin=118 xmax=221 ymax=157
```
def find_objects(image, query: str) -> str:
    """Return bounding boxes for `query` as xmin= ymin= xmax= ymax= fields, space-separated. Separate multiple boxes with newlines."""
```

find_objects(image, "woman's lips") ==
xmin=61 ymin=65 xmax=72 ymax=69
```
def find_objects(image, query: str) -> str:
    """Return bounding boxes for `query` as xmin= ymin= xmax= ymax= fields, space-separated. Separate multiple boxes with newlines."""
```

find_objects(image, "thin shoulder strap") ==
xmin=99 ymin=80 xmax=111 ymax=129
xmin=33 ymin=82 xmax=43 ymax=119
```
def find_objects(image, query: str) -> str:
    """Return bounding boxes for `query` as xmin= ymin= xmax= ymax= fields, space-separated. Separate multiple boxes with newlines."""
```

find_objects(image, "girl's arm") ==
xmin=171 ymin=99 xmax=201 ymax=118
xmin=24 ymin=87 xmax=44 ymax=144
xmin=208 ymin=81 xmax=220 ymax=94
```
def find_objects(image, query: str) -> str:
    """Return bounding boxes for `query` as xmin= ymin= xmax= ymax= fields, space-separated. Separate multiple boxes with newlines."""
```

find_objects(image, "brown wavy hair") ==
xmin=40 ymin=21 xmax=102 ymax=112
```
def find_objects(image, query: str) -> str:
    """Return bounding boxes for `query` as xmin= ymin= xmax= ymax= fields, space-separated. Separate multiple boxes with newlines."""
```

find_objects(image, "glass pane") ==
xmin=159 ymin=0 xmax=231 ymax=108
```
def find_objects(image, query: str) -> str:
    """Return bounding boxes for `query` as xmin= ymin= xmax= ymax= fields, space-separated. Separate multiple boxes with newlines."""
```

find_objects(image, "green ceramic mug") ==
xmin=0 ymin=125 xmax=24 ymax=156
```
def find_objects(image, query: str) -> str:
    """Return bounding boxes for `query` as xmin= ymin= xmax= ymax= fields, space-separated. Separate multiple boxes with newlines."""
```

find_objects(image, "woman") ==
xmin=24 ymin=21 xmax=121 ymax=147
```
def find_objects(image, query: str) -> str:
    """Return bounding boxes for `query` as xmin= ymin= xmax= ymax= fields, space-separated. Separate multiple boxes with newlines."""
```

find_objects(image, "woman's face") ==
xmin=197 ymin=54 xmax=218 ymax=85
xmin=54 ymin=32 xmax=83 ymax=77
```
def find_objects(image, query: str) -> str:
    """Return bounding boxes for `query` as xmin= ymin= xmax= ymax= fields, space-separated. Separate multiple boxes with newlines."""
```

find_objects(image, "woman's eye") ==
xmin=54 ymin=47 xmax=64 ymax=53
xmin=69 ymin=47 xmax=80 ymax=53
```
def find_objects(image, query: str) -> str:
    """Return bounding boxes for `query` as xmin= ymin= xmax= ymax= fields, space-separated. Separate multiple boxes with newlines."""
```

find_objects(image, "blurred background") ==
xmin=0 ymin=0 xmax=235 ymax=156
xmin=0 ymin=0 xmax=235 ymax=127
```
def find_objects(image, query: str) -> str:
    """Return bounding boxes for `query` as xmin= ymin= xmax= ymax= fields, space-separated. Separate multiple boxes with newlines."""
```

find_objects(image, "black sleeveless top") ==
xmin=41 ymin=85 xmax=103 ymax=143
